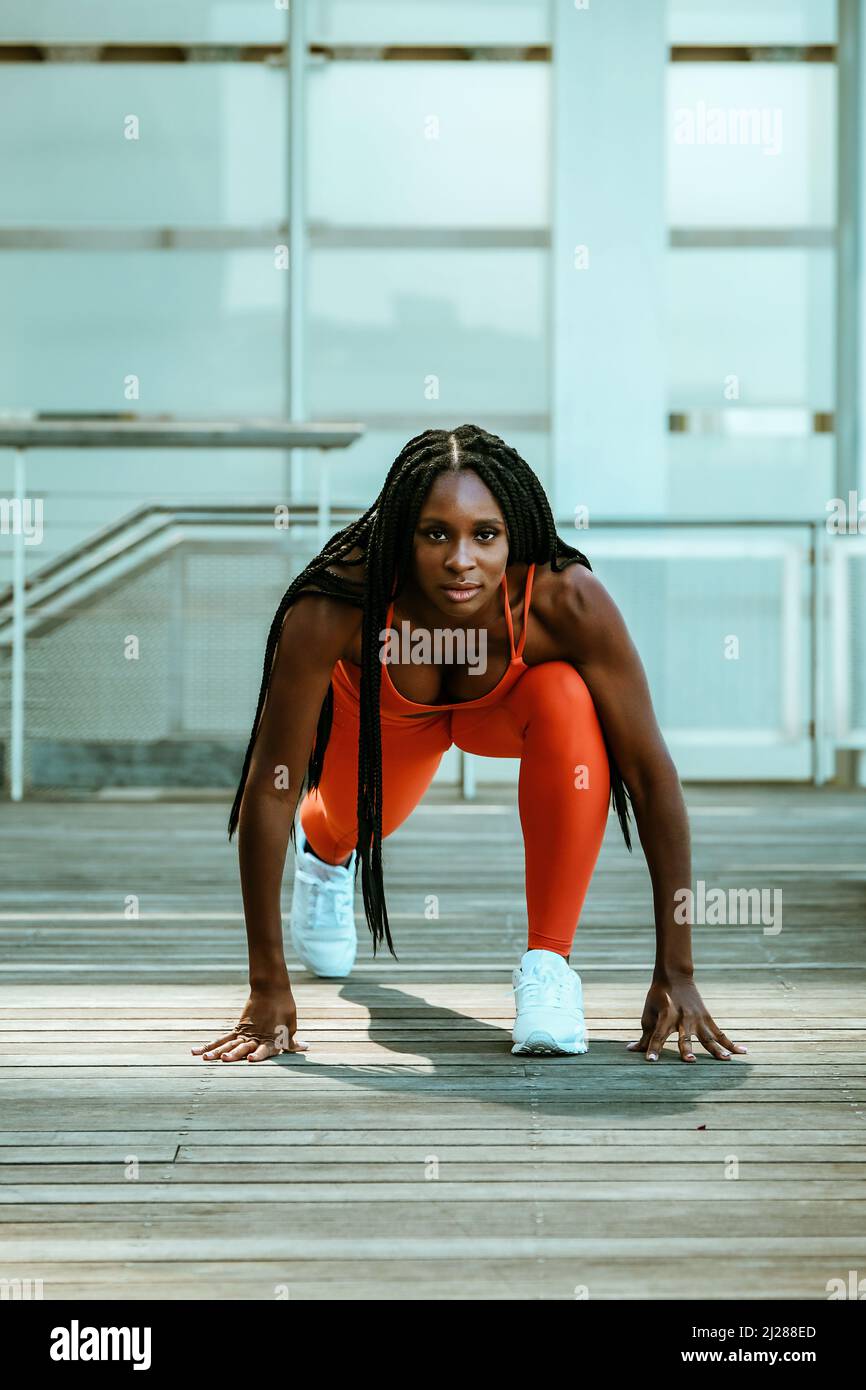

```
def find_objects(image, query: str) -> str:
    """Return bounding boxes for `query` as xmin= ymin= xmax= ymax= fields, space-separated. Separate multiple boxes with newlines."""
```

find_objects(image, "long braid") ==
xmin=227 ymin=424 xmax=633 ymax=960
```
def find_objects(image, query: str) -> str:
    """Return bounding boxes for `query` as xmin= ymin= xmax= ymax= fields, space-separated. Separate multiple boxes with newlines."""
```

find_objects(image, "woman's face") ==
xmin=410 ymin=469 xmax=510 ymax=614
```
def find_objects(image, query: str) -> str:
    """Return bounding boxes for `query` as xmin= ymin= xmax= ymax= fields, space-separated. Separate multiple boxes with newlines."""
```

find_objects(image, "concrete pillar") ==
xmin=551 ymin=0 xmax=668 ymax=521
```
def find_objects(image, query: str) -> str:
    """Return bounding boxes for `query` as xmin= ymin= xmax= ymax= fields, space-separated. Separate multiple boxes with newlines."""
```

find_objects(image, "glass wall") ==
xmin=665 ymin=0 xmax=838 ymax=517
xmin=3 ymin=0 xmax=838 ymax=530
xmin=303 ymin=0 xmax=552 ymax=504
xmin=0 ymin=0 xmax=857 ymax=787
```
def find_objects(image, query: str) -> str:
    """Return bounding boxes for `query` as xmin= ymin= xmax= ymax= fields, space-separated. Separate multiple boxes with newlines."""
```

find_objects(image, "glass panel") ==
xmin=592 ymin=530 xmax=812 ymax=746
xmin=308 ymin=64 xmax=548 ymax=227
xmin=307 ymin=248 xmax=547 ymax=415
xmin=13 ymin=453 xmax=291 ymax=581
xmin=667 ymin=249 xmax=833 ymax=406
xmin=667 ymin=64 xmax=835 ymax=227
xmin=667 ymin=0 xmax=836 ymax=45
xmin=0 ymin=70 xmax=286 ymax=225
xmin=0 ymin=0 xmax=550 ymax=45
xmin=0 ymin=1 xmax=282 ymax=42
xmin=666 ymin=435 xmax=835 ymax=518
xmin=0 ymin=251 xmax=284 ymax=411
xmin=308 ymin=0 xmax=550 ymax=45
xmin=604 ymin=554 xmax=785 ymax=729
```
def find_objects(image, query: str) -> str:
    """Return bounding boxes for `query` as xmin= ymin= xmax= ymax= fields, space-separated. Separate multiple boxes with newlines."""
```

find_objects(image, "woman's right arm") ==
xmin=239 ymin=594 xmax=359 ymax=990
xmin=192 ymin=592 xmax=361 ymax=1063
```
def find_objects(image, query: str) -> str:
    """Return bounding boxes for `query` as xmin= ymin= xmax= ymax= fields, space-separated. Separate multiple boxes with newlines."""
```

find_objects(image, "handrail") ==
xmin=0 ymin=503 xmax=362 ymax=638
xmin=0 ymin=501 xmax=361 ymax=612
xmin=0 ymin=491 xmax=846 ymax=794
xmin=0 ymin=418 xmax=364 ymax=449
xmin=0 ymin=415 xmax=365 ymax=801
xmin=0 ymin=510 xmax=820 ymax=626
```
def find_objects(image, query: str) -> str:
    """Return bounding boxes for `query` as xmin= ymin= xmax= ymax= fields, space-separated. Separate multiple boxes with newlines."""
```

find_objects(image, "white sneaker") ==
xmin=290 ymin=827 xmax=358 ymax=978
xmin=511 ymin=948 xmax=588 ymax=1055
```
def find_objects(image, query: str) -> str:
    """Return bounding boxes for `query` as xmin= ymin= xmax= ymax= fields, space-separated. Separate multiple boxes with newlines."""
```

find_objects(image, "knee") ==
xmin=521 ymin=660 xmax=596 ymax=722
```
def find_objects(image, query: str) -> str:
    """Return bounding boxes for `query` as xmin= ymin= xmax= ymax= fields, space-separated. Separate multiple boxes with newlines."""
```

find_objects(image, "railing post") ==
xmin=461 ymin=750 xmax=476 ymax=801
xmin=166 ymin=547 xmax=186 ymax=737
xmin=780 ymin=538 xmax=803 ymax=742
xmin=812 ymin=521 xmax=832 ymax=785
xmin=317 ymin=448 xmax=331 ymax=551
xmin=10 ymin=446 xmax=26 ymax=801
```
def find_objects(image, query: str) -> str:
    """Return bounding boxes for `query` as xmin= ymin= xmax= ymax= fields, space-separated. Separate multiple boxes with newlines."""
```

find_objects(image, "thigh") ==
xmin=380 ymin=710 xmax=453 ymax=832
xmin=316 ymin=690 xmax=453 ymax=838
xmin=451 ymin=701 xmax=524 ymax=758
xmin=452 ymin=661 xmax=609 ymax=762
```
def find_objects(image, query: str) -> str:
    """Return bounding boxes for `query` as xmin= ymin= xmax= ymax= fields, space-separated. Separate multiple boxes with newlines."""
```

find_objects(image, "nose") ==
xmin=445 ymin=545 xmax=476 ymax=573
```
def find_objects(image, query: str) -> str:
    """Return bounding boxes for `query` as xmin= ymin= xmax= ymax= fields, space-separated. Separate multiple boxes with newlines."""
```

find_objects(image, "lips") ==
xmin=441 ymin=583 xmax=480 ymax=598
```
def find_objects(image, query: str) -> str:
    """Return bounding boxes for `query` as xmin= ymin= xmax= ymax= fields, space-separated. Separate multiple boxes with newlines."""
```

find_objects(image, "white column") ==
xmin=551 ymin=0 xmax=668 ymax=521
xmin=288 ymin=0 xmax=307 ymax=506
xmin=838 ymin=0 xmax=865 ymax=502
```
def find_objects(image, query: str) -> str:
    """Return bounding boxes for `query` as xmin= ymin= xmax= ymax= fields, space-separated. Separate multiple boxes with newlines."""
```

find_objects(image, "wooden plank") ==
xmin=1 ymin=786 xmax=865 ymax=1299
xmin=2 ymin=1232 xmax=865 ymax=1260
xmin=1 ymin=1129 xmax=863 ymax=1147
xmin=2 ymin=1161 xmax=865 ymax=1183
xmin=0 ymin=1256 xmax=848 ymax=1301
xmin=3 ymin=1182 xmax=866 ymax=1204
xmin=3 ymin=1102 xmax=864 ymax=1128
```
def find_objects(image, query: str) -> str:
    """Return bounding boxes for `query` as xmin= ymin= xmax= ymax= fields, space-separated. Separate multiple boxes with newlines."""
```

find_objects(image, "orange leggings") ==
xmin=298 ymin=661 xmax=611 ymax=956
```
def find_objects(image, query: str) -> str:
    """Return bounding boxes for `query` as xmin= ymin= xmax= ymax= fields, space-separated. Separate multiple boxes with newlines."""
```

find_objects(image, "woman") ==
xmin=193 ymin=424 xmax=747 ymax=1066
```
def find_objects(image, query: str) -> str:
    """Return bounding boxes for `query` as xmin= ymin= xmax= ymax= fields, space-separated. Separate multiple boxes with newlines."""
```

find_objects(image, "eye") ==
xmin=421 ymin=527 xmax=500 ymax=542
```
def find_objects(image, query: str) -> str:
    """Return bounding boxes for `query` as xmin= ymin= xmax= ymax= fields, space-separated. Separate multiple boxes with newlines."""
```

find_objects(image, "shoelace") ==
xmin=306 ymin=875 xmax=355 ymax=936
xmin=514 ymin=968 xmax=576 ymax=1010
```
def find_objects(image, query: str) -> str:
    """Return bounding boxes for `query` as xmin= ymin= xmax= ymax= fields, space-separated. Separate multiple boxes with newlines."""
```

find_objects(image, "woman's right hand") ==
xmin=191 ymin=983 xmax=309 ymax=1063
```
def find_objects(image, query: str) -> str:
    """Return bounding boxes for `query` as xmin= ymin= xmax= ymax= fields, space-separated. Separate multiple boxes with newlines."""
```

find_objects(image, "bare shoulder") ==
xmin=529 ymin=557 xmax=632 ymax=666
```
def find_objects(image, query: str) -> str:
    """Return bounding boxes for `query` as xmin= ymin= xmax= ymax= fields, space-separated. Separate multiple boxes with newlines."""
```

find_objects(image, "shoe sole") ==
xmin=289 ymin=926 xmax=355 ymax=979
xmin=295 ymin=959 xmax=354 ymax=979
xmin=303 ymin=966 xmax=354 ymax=979
xmin=511 ymin=1029 xmax=588 ymax=1056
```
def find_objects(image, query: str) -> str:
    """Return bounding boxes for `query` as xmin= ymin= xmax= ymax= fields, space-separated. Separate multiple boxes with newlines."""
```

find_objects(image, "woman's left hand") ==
xmin=626 ymin=975 xmax=749 ymax=1063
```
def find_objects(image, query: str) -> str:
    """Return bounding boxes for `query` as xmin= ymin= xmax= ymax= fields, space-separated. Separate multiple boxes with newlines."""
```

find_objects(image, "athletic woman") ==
xmin=192 ymin=425 xmax=747 ymax=1065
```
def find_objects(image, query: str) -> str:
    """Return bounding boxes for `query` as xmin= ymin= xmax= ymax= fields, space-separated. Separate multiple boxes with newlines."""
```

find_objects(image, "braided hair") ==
xmin=227 ymin=423 xmax=633 ymax=958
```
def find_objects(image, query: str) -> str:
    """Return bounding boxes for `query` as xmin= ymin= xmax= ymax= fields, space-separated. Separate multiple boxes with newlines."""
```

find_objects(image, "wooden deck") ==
xmin=1 ymin=784 xmax=864 ymax=1300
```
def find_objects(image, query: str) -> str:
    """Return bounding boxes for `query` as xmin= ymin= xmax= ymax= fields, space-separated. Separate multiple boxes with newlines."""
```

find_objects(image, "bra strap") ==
xmin=501 ymin=572 xmax=516 ymax=659
xmin=514 ymin=563 xmax=535 ymax=659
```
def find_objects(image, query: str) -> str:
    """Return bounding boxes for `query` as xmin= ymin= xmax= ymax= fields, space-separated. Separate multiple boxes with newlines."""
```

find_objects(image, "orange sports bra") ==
xmin=333 ymin=562 xmax=537 ymax=713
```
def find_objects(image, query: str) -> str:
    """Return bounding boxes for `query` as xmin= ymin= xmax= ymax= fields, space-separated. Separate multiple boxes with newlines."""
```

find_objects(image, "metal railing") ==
xmin=0 ymin=415 xmax=364 ymax=800
xmin=0 ymin=491 xmax=860 ymax=798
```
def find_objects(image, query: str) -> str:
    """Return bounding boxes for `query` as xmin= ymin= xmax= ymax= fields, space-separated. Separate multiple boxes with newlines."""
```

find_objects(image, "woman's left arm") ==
xmin=559 ymin=563 xmax=748 ymax=1064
